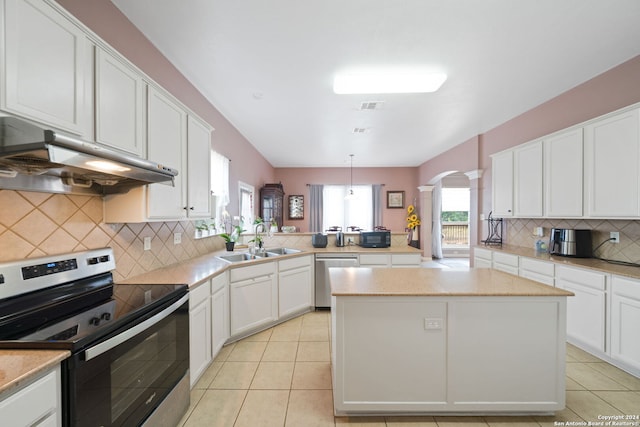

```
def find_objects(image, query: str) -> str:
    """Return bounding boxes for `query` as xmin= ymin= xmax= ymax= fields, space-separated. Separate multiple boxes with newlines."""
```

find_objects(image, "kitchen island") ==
xmin=330 ymin=267 xmax=573 ymax=416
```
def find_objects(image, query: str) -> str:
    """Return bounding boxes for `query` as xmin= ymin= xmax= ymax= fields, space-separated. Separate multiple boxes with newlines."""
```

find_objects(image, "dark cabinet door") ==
xmin=260 ymin=184 xmax=284 ymax=229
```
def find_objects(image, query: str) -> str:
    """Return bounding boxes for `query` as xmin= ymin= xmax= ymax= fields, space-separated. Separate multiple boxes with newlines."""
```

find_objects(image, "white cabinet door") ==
xmin=555 ymin=266 xmax=606 ymax=353
xmin=230 ymin=273 xmax=277 ymax=337
xmin=514 ymin=140 xmax=543 ymax=217
xmin=279 ymin=266 xmax=312 ymax=318
xmin=0 ymin=366 xmax=61 ymax=427
xmin=186 ymin=115 xmax=212 ymax=218
xmin=95 ymin=48 xmax=145 ymax=156
xmin=611 ymin=276 xmax=640 ymax=374
xmin=544 ymin=128 xmax=584 ymax=217
xmin=584 ymin=108 xmax=640 ymax=217
xmin=211 ymin=273 xmax=229 ymax=357
xmin=491 ymin=150 xmax=513 ymax=217
xmin=146 ymin=86 xmax=187 ymax=219
xmin=189 ymin=282 xmax=212 ymax=387
xmin=2 ymin=0 xmax=90 ymax=136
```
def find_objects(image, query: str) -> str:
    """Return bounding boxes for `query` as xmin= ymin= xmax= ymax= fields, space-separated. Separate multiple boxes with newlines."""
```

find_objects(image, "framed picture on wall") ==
xmin=288 ymin=195 xmax=304 ymax=219
xmin=387 ymin=190 xmax=405 ymax=209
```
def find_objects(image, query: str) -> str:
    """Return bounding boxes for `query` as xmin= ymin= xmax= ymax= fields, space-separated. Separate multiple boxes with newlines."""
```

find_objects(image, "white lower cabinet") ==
xmin=519 ymin=257 xmax=555 ymax=286
xmin=230 ymin=262 xmax=277 ymax=337
xmin=189 ymin=281 xmax=212 ymax=387
xmin=492 ymin=252 xmax=519 ymax=275
xmin=611 ymin=276 xmax=640 ymax=374
xmin=555 ymin=265 xmax=607 ymax=353
xmin=211 ymin=273 xmax=230 ymax=357
xmin=473 ymin=247 xmax=493 ymax=268
xmin=0 ymin=365 xmax=61 ymax=426
xmin=278 ymin=255 xmax=313 ymax=318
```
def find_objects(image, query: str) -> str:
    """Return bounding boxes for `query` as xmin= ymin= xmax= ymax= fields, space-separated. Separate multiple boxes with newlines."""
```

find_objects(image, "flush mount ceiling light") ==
xmin=333 ymin=71 xmax=447 ymax=94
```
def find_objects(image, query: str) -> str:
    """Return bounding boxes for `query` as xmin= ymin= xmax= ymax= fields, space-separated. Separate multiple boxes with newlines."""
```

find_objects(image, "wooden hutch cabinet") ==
xmin=260 ymin=183 xmax=285 ymax=229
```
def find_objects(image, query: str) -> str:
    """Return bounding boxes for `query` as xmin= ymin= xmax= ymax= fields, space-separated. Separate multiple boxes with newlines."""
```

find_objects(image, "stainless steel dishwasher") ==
xmin=315 ymin=254 xmax=359 ymax=309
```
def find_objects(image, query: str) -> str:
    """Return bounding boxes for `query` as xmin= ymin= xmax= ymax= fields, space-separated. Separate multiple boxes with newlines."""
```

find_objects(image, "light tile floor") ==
xmin=178 ymin=310 xmax=640 ymax=427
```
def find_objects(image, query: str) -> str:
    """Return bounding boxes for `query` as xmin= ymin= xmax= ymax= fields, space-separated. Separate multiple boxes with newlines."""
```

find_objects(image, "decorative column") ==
xmin=464 ymin=169 xmax=483 ymax=254
xmin=417 ymin=185 xmax=434 ymax=259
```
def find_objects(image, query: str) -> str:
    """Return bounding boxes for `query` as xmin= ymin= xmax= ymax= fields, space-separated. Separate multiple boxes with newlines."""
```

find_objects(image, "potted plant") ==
xmin=220 ymin=225 xmax=245 ymax=251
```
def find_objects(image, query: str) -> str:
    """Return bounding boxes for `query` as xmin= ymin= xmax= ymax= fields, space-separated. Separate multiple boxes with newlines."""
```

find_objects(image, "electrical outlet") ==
xmin=143 ymin=236 xmax=151 ymax=250
xmin=174 ymin=232 xmax=182 ymax=245
xmin=424 ymin=318 xmax=443 ymax=330
xmin=610 ymin=231 xmax=620 ymax=243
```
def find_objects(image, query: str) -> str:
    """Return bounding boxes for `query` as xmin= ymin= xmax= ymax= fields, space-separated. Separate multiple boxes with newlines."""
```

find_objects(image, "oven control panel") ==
xmin=21 ymin=258 xmax=78 ymax=280
xmin=0 ymin=248 xmax=116 ymax=300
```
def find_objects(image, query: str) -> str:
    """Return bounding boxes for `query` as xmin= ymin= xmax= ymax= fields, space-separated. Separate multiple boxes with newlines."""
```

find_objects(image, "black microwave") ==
xmin=359 ymin=231 xmax=391 ymax=248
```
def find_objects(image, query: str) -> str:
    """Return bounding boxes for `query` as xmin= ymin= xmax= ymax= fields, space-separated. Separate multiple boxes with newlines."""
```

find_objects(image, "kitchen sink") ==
xmin=215 ymin=253 xmax=262 ymax=263
xmin=265 ymin=247 xmax=302 ymax=255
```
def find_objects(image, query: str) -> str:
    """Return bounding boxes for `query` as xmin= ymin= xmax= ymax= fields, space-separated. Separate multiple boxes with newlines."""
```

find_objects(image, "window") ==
xmin=322 ymin=185 xmax=373 ymax=231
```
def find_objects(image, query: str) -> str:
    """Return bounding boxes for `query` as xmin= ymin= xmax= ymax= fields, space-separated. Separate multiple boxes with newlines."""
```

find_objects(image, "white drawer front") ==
xmin=612 ymin=275 xmax=640 ymax=299
xmin=556 ymin=265 xmax=606 ymax=291
xmin=279 ymin=255 xmax=312 ymax=271
xmin=391 ymin=253 xmax=421 ymax=266
xmin=230 ymin=261 xmax=276 ymax=282
xmin=473 ymin=248 xmax=493 ymax=261
xmin=520 ymin=257 xmax=555 ymax=276
xmin=359 ymin=254 xmax=389 ymax=266
xmin=189 ymin=280 xmax=211 ymax=307
xmin=493 ymin=252 xmax=519 ymax=267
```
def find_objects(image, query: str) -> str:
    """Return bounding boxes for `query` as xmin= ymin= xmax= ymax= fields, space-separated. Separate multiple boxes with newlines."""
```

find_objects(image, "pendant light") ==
xmin=345 ymin=154 xmax=356 ymax=200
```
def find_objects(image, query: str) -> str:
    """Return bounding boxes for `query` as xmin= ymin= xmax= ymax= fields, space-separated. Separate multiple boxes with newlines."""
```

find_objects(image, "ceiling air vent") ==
xmin=359 ymin=101 xmax=384 ymax=111
xmin=352 ymin=127 xmax=368 ymax=134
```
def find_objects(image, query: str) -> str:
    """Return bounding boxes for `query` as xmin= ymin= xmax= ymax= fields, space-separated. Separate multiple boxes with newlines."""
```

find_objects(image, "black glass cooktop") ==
xmin=0 ymin=277 xmax=187 ymax=352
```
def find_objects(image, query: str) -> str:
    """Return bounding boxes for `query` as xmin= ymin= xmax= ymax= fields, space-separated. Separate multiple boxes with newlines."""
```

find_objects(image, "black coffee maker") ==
xmin=549 ymin=228 xmax=592 ymax=257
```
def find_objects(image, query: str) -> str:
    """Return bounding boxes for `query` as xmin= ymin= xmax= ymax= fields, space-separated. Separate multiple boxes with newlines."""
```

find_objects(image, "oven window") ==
xmin=111 ymin=323 xmax=178 ymax=421
xmin=69 ymin=302 xmax=189 ymax=427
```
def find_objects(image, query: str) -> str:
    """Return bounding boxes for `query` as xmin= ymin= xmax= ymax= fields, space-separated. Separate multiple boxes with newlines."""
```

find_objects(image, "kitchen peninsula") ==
xmin=330 ymin=267 xmax=573 ymax=416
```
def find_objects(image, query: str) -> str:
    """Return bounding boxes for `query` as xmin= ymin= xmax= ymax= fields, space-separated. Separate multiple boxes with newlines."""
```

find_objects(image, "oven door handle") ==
xmin=83 ymin=293 xmax=189 ymax=361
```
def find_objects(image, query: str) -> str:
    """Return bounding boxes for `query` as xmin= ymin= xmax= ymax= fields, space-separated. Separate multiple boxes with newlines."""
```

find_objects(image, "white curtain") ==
xmin=432 ymin=180 xmax=443 ymax=259
xmin=210 ymin=151 xmax=230 ymax=221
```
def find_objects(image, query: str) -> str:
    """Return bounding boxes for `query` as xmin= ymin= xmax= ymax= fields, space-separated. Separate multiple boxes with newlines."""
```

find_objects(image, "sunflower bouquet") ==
xmin=406 ymin=204 xmax=421 ymax=230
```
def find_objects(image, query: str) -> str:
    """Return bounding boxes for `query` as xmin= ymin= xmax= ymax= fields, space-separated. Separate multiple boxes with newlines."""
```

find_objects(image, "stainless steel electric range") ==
xmin=0 ymin=248 xmax=190 ymax=427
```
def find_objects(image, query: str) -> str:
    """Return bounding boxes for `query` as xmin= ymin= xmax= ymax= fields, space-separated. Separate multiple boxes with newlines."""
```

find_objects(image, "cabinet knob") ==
xmin=190 ymin=207 xmax=194 ymax=210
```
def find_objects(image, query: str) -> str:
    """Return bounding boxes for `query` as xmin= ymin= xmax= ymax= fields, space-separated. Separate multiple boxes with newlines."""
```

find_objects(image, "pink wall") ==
xmin=418 ymin=136 xmax=480 ymax=185
xmin=56 ymin=0 xmax=275 ymax=217
xmin=275 ymin=167 xmax=419 ymax=232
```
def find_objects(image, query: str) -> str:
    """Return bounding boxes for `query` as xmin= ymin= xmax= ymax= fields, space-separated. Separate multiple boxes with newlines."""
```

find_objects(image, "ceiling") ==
xmin=111 ymin=0 xmax=640 ymax=168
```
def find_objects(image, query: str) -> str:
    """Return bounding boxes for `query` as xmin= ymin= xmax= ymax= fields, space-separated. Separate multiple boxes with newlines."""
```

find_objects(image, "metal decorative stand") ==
xmin=482 ymin=211 xmax=503 ymax=246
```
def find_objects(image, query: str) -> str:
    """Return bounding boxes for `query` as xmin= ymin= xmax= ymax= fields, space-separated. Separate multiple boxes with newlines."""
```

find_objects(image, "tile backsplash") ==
xmin=0 ymin=190 xmax=412 ymax=282
xmin=504 ymin=218 xmax=640 ymax=263
xmin=0 ymin=190 xmax=224 ymax=282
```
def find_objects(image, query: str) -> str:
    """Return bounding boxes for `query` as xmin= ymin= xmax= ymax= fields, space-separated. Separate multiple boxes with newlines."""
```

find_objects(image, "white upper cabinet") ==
xmin=95 ymin=47 xmax=145 ymax=156
xmin=186 ymin=116 xmax=212 ymax=218
xmin=491 ymin=150 xmax=513 ymax=217
xmin=544 ymin=128 xmax=583 ymax=217
xmin=584 ymin=108 xmax=640 ymax=218
xmin=1 ymin=0 xmax=91 ymax=136
xmin=513 ymin=140 xmax=543 ymax=217
xmin=146 ymin=86 xmax=187 ymax=219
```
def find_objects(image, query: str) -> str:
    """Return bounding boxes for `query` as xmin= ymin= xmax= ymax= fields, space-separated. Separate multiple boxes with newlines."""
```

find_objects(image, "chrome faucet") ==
xmin=253 ymin=222 xmax=267 ymax=254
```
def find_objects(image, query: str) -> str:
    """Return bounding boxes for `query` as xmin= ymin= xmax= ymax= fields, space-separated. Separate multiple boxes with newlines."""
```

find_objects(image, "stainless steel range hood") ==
xmin=0 ymin=115 xmax=178 ymax=195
